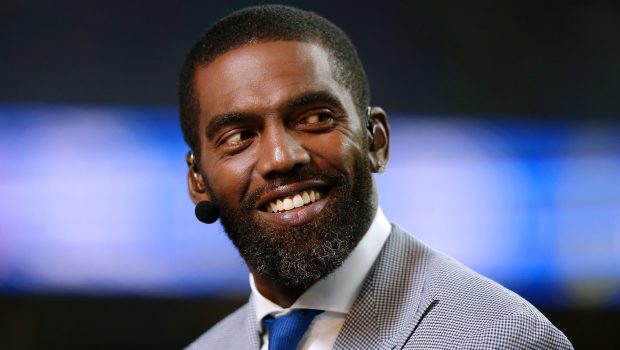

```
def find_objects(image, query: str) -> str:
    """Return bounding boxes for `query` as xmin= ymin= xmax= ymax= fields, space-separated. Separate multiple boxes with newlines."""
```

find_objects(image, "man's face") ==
xmin=191 ymin=40 xmax=379 ymax=287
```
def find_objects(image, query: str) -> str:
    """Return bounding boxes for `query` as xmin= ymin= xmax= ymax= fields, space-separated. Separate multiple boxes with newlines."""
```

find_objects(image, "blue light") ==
xmin=0 ymin=105 xmax=618 ymax=306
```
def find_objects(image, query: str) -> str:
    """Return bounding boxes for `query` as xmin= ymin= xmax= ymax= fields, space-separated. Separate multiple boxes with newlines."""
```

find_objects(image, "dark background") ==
xmin=1 ymin=0 xmax=619 ymax=349
xmin=3 ymin=0 xmax=620 ymax=117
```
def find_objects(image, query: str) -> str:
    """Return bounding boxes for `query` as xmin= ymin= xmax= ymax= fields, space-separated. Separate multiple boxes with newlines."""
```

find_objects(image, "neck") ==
xmin=251 ymin=271 xmax=307 ymax=308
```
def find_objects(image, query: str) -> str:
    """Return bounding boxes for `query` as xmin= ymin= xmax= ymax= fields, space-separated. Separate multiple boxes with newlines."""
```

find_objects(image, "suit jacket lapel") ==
xmin=226 ymin=296 xmax=261 ymax=350
xmin=333 ymin=225 xmax=438 ymax=349
xmin=241 ymin=296 xmax=262 ymax=350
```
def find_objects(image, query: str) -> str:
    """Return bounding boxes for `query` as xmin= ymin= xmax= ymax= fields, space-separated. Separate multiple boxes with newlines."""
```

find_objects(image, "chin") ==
xmin=215 ymin=160 xmax=376 ymax=287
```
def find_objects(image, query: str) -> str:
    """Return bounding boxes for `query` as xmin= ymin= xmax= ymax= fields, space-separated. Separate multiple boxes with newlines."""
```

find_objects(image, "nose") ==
xmin=256 ymin=124 xmax=311 ymax=178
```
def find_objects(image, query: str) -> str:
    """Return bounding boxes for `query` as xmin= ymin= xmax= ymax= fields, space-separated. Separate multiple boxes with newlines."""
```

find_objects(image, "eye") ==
xmin=302 ymin=114 xmax=321 ymax=124
xmin=297 ymin=112 xmax=334 ymax=129
xmin=221 ymin=130 xmax=254 ymax=147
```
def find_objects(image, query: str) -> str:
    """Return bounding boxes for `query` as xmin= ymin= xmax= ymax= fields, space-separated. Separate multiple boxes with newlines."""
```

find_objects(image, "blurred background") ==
xmin=1 ymin=0 xmax=619 ymax=349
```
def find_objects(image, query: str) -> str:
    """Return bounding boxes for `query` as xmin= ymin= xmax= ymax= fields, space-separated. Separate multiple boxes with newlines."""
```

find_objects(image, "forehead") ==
xmin=194 ymin=40 xmax=354 ymax=119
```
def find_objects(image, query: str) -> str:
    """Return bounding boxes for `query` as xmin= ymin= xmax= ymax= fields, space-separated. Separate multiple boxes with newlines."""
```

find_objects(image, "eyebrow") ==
xmin=204 ymin=90 xmax=345 ymax=140
xmin=284 ymin=90 xmax=345 ymax=112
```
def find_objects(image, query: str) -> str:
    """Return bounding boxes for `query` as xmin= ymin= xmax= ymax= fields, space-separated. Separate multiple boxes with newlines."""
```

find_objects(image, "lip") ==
xmin=254 ymin=180 xmax=331 ymax=226
xmin=256 ymin=190 xmax=329 ymax=227
xmin=254 ymin=180 xmax=329 ymax=210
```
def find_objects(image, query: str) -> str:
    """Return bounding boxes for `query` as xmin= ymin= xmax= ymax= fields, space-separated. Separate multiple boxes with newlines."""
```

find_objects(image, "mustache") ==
xmin=241 ymin=169 xmax=345 ymax=210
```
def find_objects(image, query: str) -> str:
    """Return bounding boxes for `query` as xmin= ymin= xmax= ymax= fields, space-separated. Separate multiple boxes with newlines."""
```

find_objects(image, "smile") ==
xmin=264 ymin=189 xmax=322 ymax=213
xmin=254 ymin=180 xmax=332 ymax=226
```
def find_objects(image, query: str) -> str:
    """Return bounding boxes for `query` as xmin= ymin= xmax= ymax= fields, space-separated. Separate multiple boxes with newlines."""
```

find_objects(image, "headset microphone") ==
xmin=195 ymin=200 xmax=220 ymax=224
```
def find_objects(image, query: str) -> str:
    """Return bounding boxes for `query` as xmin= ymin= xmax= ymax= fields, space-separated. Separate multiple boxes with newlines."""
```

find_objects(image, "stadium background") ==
xmin=1 ymin=1 xmax=619 ymax=348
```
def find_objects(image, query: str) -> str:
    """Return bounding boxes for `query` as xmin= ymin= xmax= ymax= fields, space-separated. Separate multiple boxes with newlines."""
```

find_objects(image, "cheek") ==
xmin=207 ymin=153 xmax=256 ymax=202
xmin=305 ymin=132 xmax=366 ymax=174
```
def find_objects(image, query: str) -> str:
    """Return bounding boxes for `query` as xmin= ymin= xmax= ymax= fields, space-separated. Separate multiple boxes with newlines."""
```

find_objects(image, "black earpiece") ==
xmin=195 ymin=200 xmax=220 ymax=224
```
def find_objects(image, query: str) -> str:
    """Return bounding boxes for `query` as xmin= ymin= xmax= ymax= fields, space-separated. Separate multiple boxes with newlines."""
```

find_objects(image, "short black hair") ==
xmin=178 ymin=4 xmax=370 ymax=157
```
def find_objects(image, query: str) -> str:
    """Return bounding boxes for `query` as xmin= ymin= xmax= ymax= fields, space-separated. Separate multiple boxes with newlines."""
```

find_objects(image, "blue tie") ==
xmin=262 ymin=309 xmax=323 ymax=350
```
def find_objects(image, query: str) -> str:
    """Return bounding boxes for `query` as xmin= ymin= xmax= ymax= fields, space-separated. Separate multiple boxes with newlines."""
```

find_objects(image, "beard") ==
xmin=207 ymin=157 xmax=376 ymax=289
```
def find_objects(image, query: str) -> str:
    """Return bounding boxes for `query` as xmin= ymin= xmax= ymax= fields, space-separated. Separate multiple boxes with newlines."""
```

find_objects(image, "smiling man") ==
xmin=180 ymin=5 xmax=572 ymax=350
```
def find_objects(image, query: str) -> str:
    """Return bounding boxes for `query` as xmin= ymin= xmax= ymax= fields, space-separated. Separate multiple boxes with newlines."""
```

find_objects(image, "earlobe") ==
xmin=366 ymin=107 xmax=390 ymax=173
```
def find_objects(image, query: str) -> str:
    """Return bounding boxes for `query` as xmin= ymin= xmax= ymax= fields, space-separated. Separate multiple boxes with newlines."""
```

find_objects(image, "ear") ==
xmin=186 ymin=152 xmax=210 ymax=205
xmin=366 ymin=106 xmax=390 ymax=173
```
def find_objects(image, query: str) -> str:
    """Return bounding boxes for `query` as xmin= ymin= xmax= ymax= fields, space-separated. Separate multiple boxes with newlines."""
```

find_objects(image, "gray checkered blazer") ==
xmin=187 ymin=224 xmax=573 ymax=349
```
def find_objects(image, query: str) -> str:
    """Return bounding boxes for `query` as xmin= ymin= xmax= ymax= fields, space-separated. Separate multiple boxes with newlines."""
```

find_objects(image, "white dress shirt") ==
xmin=250 ymin=207 xmax=392 ymax=350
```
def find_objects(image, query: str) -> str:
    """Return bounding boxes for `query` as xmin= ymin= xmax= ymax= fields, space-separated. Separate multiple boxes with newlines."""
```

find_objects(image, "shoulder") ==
xmin=426 ymin=250 xmax=571 ymax=347
xmin=384 ymin=226 xmax=573 ymax=348
xmin=426 ymin=245 xmax=537 ymax=320
xmin=184 ymin=302 xmax=251 ymax=350
xmin=455 ymin=310 xmax=574 ymax=349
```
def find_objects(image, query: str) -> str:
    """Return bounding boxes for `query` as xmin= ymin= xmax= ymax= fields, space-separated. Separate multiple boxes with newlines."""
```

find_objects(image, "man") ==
xmin=180 ymin=5 xmax=573 ymax=349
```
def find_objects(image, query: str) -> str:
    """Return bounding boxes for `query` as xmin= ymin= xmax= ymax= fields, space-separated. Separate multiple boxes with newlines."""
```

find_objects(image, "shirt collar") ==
xmin=250 ymin=207 xmax=392 ymax=325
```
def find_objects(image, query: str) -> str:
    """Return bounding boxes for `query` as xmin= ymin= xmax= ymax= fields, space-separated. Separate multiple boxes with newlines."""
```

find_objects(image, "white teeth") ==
xmin=283 ymin=198 xmax=294 ymax=210
xmin=293 ymin=194 xmax=304 ymax=208
xmin=267 ymin=189 xmax=322 ymax=213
